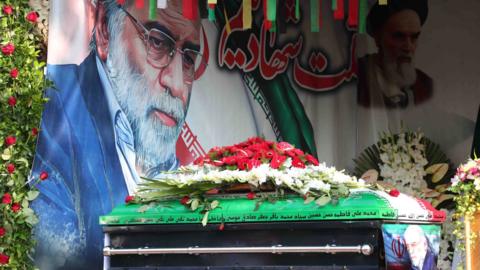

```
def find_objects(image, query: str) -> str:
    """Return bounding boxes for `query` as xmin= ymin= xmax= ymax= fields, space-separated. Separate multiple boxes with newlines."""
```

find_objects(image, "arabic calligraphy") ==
xmin=217 ymin=1 xmax=358 ymax=92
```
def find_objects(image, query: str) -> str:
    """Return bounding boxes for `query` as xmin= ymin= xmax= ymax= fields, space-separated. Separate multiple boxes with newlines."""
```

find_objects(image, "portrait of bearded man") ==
xmin=357 ymin=0 xmax=433 ymax=109
xmin=30 ymin=0 xmax=205 ymax=269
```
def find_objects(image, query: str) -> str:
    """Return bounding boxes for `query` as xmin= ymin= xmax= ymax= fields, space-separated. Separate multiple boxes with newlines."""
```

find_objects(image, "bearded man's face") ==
xmin=100 ymin=1 xmax=201 ymax=174
xmin=376 ymin=9 xmax=422 ymax=87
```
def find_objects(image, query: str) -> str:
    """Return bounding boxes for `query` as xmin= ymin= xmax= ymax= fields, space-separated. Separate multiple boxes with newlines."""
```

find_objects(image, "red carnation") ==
xmin=8 ymin=96 xmax=16 ymax=107
xmin=305 ymin=154 xmax=319 ymax=166
xmin=193 ymin=157 xmax=204 ymax=166
xmin=32 ymin=127 xmax=39 ymax=136
xmin=275 ymin=141 xmax=294 ymax=154
xmin=248 ymin=142 xmax=269 ymax=152
xmin=0 ymin=227 xmax=5 ymax=237
xmin=270 ymin=153 xmax=287 ymax=169
xmin=180 ymin=196 xmax=190 ymax=205
xmin=247 ymin=137 xmax=265 ymax=145
xmin=2 ymin=5 xmax=13 ymax=15
xmin=1 ymin=43 xmax=15 ymax=56
xmin=2 ymin=193 xmax=11 ymax=205
xmin=291 ymin=157 xmax=306 ymax=168
xmin=6 ymin=163 xmax=15 ymax=174
xmin=247 ymin=158 xmax=261 ymax=170
xmin=4 ymin=136 xmax=16 ymax=146
xmin=237 ymin=158 xmax=249 ymax=171
xmin=221 ymin=156 xmax=237 ymax=165
xmin=0 ymin=253 xmax=9 ymax=265
xmin=25 ymin=11 xmax=39 ymax=23
xmin=246 ymin=192 xmax=256 ymax=200
xmin=264 ymin=150 xmax=275 ymax=159
xmin=11 ymin=203 xmax=21 ymax=213
xmin=39 ymin=171 xmax=48 ymax=180
xmin=125 ymin=195 xmax=134 ymax=204
xmin=9 ymin=68 xmax=18 ymax=79
xmin=389 ymin=189 xmax=400 ymax=197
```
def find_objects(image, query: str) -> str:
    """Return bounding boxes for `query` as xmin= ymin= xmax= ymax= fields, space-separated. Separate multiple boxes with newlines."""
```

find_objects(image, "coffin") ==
xmin=100 ymin=189 xmax=445 ymax=269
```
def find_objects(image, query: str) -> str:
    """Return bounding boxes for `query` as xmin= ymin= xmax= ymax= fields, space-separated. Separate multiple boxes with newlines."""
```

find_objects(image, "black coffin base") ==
xmin=104 ymin=221 xmax=386 ymax=270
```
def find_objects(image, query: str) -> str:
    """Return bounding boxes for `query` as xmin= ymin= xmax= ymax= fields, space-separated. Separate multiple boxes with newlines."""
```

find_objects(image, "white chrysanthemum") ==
xmin=303 ymin=180 xmax=331 ymax=193
xmin=278 ymin=174 xmax=294 ymax=186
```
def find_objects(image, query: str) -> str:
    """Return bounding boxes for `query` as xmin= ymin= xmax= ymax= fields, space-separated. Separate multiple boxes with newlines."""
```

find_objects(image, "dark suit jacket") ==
xmin=31 ymin=52 xmax=128 ymax=269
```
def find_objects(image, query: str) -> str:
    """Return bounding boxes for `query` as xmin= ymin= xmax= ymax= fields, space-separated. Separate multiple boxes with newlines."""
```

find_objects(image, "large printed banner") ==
xmin=31 ymin=0 xmax=479 ymax=268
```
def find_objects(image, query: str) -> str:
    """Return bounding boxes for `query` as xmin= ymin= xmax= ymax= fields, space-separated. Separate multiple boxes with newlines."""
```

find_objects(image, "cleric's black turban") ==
xmin=367 ymin=0 xmax=429 ymax=36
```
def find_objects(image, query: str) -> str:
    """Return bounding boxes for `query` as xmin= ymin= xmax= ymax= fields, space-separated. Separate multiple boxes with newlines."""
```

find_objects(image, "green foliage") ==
xmin=0 ymin=1 xmax=50 ymax=268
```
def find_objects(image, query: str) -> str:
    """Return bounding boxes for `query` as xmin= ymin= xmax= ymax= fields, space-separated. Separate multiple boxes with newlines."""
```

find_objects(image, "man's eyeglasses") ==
xmin=118 ymin=5 xmax=204 ymax=84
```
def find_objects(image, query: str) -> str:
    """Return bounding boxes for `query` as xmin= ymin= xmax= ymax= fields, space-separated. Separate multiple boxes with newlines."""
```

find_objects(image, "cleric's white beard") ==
xmin=382 ymin=54 xmax=417 ymax=88
xmin=105 ymin=30 xmax=185 ymax=174
xmin=410 ymin=254 xmax=424 ymax=269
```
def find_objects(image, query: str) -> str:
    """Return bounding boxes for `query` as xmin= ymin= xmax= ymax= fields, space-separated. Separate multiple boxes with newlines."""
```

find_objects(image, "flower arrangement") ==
xmin=354 ymin=130 xmax=455 ymax=268
xmin=134 ymin=137 xmax=366 ymax=225
xmin=450 ymin=157 xmax=480 ymax=248
xmin=354 ymin=131 xmax=454 ymax=207
xmin=0 ymin=2 xmax=50 ymax=268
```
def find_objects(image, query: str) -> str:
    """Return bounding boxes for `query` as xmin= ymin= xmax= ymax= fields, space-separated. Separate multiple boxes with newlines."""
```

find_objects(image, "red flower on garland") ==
xmin=180 ymin=195 xmax=190 ymax=205
xmin=193 ymin=156 xmax=204 ymax=166
xmin=275 ymin=141 xmax=294 ymax=154
xmin=2 ymin=193 xmax=11 ymax=205
xmin=1 ymin=43 xmax=15 ymax=56
xmin=8 ymin=96 xmax=16 ymax=107
xmin=305 ymin=154 xmax=319 ymax=166
xmin=270 ymin=153 xmax=287 ymax=169
xmin=125 ymin=195 xmax=135 ymax=204
xmin=2 ymin=5 xmax=13 ymax=15
xmin=32 ymin=127 xmax=39 ymax=136
xmin=247 ymin=158 xmax=261 ymax=170
xmin=389 ymin=189 xmax=400 ymax=197
xmin=6 ymin=163 xmax=15 ymax=174
xmin=39 ymin=171 xmax=48 ymax=180
xmin=10 ymin=68 xmax=18 ymax=79
xmin=0 ymin=227 xmax=5 ymax=237
xmin=11 ymin=203 xmax=21 ymax=213
xmin=4 ymin=136 xmax=16 ymax=146
xmin=0 ymin=253 xmax=9 ymax=265
xmin=237 ymin=158 xmax=249 ymax=171
xmin=25 ymin=11 xmax=39 ymax=23
xmin=221 ymin=155 xmax=237 ymax=166
xmin=246 ymin=192 xmax=256 ymax=200
xmin=194 ymin=137 xmax=319 ymax=172
xmin=291 ymin=157 xmax=306 ymax=168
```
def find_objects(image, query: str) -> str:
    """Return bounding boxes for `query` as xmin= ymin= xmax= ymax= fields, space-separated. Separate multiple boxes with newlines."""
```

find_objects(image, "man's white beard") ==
xmin=410 ymin=254 xmax=425 ymax=269
xmin=105 ymin=30 xmax=185 ymax=174
xmin=382 ymin=53 xmax=417 ymax=88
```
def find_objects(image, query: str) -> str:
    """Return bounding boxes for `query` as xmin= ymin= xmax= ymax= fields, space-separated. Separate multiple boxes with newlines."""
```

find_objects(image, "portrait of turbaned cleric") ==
xmin=30 ymin=0 xmax=205 ymax=269
xmin=357 ymin=0 xmax=432 ymax=109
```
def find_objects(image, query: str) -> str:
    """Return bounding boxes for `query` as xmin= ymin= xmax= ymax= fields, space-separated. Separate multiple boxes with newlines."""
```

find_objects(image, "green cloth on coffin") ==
xmin=100 ymin=191 xmax=396 ymax=226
